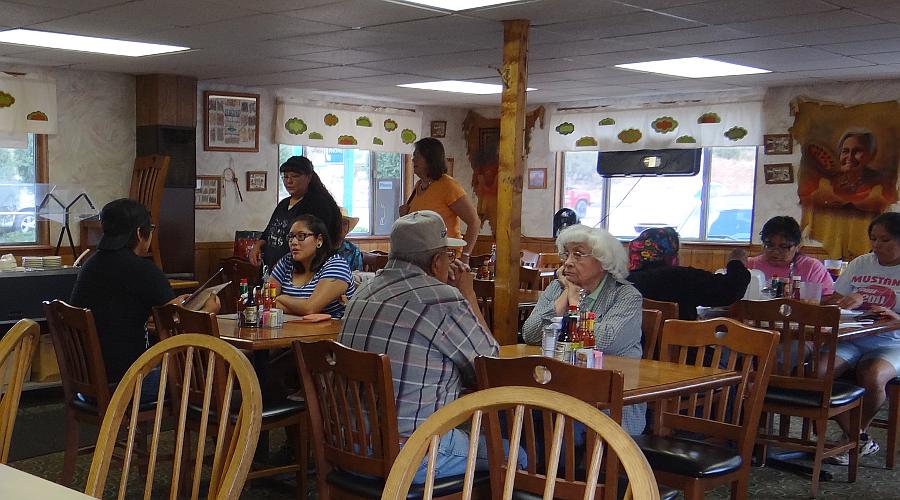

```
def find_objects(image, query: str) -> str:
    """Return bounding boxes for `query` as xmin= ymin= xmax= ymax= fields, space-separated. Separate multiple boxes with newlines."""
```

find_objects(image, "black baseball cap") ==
xmin=279 ymin=155 xmax=314 ymax=175
xmin=98 ymin=198 xmax=151 ymax=250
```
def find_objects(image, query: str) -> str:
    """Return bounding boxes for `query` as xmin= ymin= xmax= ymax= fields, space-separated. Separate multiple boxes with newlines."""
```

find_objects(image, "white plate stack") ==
xmin=22 ymin=256 xmax=43 ymax=269
xmin=42 ymin=255 xmax=62 ymax=269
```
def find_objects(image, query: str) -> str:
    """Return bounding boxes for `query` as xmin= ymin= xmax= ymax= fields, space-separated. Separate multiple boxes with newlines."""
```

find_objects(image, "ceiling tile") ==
xmin=0 ymin=0 xmax=78 ymax=26
xmin=145 ymin=14 xmax=343 ymax=48
xmin=540 ymin=11 xmax=703 ymax=39
xmin=818 ymin=37 xmax=900 ymax=56
xmin=466 ymin=0 xmax=640 ymax=25
xmin=772 ymin=23 xmax=900 ymax=45
xmin=664 ymin=37 xmax=797 ymax=57
xmin=285 ymin=0 xmax=441 ymax=28
xmin=281 ymin=28 xmax=422 ymax=50
xmin=661 ymin=0 xmax=837 ymax=25
xmin=855 ymin=51 xmax=900 ymax=64
xmin=288 ymin=48 xmax=394 ymax=65
xmin=723 ymin=9 xmax=880 ymax=36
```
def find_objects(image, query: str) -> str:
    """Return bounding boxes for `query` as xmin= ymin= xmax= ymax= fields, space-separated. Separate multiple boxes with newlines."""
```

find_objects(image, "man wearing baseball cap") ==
xmin=71 ymin=198 xmax=219 ymax=385
xmin=339 ymin=210 xmax=515 ymax=483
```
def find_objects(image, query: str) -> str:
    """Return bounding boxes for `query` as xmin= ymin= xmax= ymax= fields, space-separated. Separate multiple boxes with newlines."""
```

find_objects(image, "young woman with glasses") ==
xmin=747 ymin=216 xmax=834 ymax=295
xmin=267 ymin=214 xmax=355 ymax=318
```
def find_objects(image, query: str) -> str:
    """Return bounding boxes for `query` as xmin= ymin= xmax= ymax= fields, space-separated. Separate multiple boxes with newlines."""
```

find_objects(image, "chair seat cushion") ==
xmin=510 ymin=477 xmax=679 ymax=500
xmin=765 ymin=380 xmax=865 ymax=408
xmin=73 ymin=392 xmax=157 ymax=413
xmin=632 ymin=435 xmax=742 ymax=478
xmin=188 ymin=398 xmax=304 ymax=424
xmin=326 ymin=469 xmax=489 ymax=499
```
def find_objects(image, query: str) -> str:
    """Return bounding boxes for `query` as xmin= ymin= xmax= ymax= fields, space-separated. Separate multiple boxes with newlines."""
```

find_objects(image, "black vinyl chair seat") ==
xmin=326 ymin=469 xmax=489 ymax=499
xmin=764 ymin=380 xmax=865 ymax=408
xmin=74 ymin=392 xmax=157 ymax=413
xmin=510 ymin=476 xmax=679 ymax=500
xmin=188 ymin=398 xmax=304 ymax=424
xmin=632 ymin=435 xmax=742 ymax=478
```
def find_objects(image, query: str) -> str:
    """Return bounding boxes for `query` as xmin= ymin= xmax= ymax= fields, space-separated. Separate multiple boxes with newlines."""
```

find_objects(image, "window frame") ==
xmin=0 ymin=134 xmax=49 ymax=250
xmin=277 ymin=145 xmax=406 ymax=238
xmin=558 ymin=147 xmax=756 ymax=243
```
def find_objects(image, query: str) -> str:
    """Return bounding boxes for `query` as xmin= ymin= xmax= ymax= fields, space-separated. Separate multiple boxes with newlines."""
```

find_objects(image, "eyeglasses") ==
xmin=282 ymin=173 xmax=306 ymax=181
xmin=446 ymin=248 xmax=458 ymax=259
xmin=762 ymin=241 xmax=796 ymax=251
xmin=287 ymin=231 xmax=316 ymax=242
xmin=559 ymin=250 xmax=590 ymax=261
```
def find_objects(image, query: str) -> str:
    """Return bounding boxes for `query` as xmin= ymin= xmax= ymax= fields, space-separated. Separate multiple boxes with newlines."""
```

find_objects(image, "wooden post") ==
xmin=494 ymin=19 xmax=529 ymax=345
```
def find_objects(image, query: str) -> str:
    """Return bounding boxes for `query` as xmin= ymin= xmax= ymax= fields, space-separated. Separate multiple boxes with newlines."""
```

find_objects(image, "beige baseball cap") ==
xmin=391 ymin=210 xmax=466 ymax=252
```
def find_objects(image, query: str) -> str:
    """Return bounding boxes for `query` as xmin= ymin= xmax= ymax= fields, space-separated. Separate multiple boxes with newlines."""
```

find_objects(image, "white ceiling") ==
xmin=3 ymin=0 xmax=900 ymax=106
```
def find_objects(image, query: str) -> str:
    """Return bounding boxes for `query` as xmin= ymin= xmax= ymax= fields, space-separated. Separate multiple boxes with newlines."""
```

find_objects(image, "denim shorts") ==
xmin=835 ymin=334 xmax=900 ymax=373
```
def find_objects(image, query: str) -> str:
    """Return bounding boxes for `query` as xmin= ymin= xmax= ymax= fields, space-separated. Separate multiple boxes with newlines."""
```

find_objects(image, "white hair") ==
xmin=556 ymin=224 xmax=628 ymax=281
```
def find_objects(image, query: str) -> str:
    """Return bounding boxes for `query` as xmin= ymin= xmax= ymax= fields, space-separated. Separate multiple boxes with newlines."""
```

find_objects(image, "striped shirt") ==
xmin=271 ymin=252 xmax=355 ymax=318
xmin=338 ymin=259 xmax=498 ymax=437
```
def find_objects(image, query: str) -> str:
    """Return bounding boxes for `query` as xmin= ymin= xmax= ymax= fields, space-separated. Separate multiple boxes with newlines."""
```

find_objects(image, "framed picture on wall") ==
xmin=430 ymin=120 xmax=447 ymax=138
xmin=203 ymin=91 xmax=260 ymax=152
xmin=763 ymin=134 xmax=793 ymax=155
xmin=527 ymin=168 xmax=547 ymax=189
xmin=195 ymin=175 xmax=222 ymax=209
xmin=246 ymin=171 xmax=267 ymax=192
xmin=763 ymin=163 xmax=794 ymax=184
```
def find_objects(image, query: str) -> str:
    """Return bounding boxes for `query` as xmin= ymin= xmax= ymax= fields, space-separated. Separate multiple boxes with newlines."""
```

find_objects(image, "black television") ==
xmin=596 ymin=149 xmax=702 ymax=177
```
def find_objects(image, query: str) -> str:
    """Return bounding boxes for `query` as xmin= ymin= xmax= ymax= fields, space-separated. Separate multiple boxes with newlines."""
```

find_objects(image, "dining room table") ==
xmin=0 ymin=464 xmax=93 ymax=499
xmin=217 ymin=315 xmax=341 ymax=350
xmin=498 ymin=344 xmax=742 ymax=405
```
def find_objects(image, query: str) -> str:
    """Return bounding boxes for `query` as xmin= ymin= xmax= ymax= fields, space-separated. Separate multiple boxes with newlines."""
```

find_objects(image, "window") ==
xmin=561 ymin=146 xmax=756 ymax=242
xmin=0 ymin=134 xmax=46 ymax=246
xmin=278 ymin=145 xmax=404 ymax=236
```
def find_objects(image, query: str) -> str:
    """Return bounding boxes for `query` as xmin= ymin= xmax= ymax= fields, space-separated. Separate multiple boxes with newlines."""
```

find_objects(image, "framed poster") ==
xmin=203 ymin=91 xmax=260 ymax=152
xmin=527 ymin=168 xmax=547 ymax=189
xmin=195 ymin=175 xmax=222 ymax=209
xmin=763 ymin=134 xmax=792 ymax=155
xmin=246 ymin=171 xmax=267 ymax=192
xmin=764 ymin=163 xmax=794 ymax=184
xmin=430 ymin=120 xmax=447 ymax=138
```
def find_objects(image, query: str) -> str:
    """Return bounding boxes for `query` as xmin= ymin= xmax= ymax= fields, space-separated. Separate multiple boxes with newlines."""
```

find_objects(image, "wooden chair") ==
xmin=0 ymin=319 xmax=39 ymax=464
xmin=293 ymin=340 xmax=489 ymax=499
xmin=129 ymin=154 xmax=170 ymax=269
xmin=152 ymin=303 xmax=309 ymax=497
xmin=219 ymin=257 xmax=260 ymax=315
xmin=473 ymin=279 xmax=494 ymax=331
xmin=381 ymin=386 xmax=660 ymax=500
xmin=536 ymin=252 xmax=562 ymax=288
xmin=84 ymin=334 xmax=262 ymax=500
xmin=519 ymin=266 xmax=542 ymax=291
xmin=869 ymin=378 xmax=900 ymax=468
xmin=361 ymin=252 xmax=389 ymax=272
xmin=632 ymin=317 xmax=779 ymax=500
xmin=520 ymin=249 xmax=539 ymax=268
xmin=730 ymin=299 xmax=864 ymax=497
xmin=641 ymin=309 xmax=663 ymax=361
xmin=641 ymin=298 xmax=679 ymax=360
xmin=475 ymin=355 xmax=626 ymax=500
xmin=469 ymin=253 xmax=490 ymax=270
xmin=44 ymin=299 xmax=158 ymax=487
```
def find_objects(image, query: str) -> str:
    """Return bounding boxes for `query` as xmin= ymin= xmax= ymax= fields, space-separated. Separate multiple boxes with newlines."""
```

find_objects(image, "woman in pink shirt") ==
xmin=747 ymin=216 xmax=834 ymax=294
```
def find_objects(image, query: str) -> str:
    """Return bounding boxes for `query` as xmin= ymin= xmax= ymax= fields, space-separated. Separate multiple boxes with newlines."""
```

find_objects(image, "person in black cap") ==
xmin=70 ymin=198 xmax=219 ymax=384
xmin=250 ymin=155 xmax=342 ymax=272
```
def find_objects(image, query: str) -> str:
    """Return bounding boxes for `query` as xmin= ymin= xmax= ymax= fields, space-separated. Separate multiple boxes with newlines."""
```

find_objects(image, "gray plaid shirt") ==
xmin=339 ymin=259 xmax=499 ymax=437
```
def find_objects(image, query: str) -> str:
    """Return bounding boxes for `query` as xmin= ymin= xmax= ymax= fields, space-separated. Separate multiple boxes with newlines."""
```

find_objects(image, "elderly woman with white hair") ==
xmin=521 ymin=224 xmax=645 ymax=434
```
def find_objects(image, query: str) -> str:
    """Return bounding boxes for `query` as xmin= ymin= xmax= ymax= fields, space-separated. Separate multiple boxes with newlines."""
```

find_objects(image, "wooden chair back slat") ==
xmin=473 ymin=279 xmax=494 ymax=331
xmin=0 ymin=319 xmax=39 ymax=463
xmin=640 ymin=309 xmax=663 ymax=361
xmin=294 ymin=340 xmax=401 ymax=494
xmin=44 ymin=300 xmax=113 ymax=412
xmin=641 ymin=299 xmax=679 ymax=360
xmin=659 ymin=318 xmax=779 ymax=457
xmin=128 ymin=155 xmax=170 ymax=269
xmin=85 ymin=334 xmax=261 ymax=500
xmin=476 ymin=356 xmax=625 ymax=500
xmin=730 ymin=299 xmax=841 ymax=407
xmin=380 ymin=387 xmax=660 ymax=500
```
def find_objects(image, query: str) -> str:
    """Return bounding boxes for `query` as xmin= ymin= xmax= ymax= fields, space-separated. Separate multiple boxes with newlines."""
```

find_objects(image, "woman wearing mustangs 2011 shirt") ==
xmin=269 ymin=214 xmax=355 ymax=319
xmin=823 ymin=212 xmax=900 ymax=464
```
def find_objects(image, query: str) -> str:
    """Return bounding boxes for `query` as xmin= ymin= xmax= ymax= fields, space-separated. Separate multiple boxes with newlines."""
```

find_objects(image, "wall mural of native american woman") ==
xmin=791 ymin=99 xmax=900 ymax=258
xmin=461 ymin=107 xmax=544 ymax=236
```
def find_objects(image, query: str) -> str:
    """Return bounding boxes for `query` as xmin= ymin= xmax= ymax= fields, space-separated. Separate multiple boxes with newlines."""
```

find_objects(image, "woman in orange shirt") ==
xmin=400 ymin=138 xmax=480 ymax=263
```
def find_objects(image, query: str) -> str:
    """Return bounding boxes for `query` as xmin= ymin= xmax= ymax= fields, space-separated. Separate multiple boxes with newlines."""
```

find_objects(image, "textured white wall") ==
xmin=1 ymin=65 xmax=136 ymax=246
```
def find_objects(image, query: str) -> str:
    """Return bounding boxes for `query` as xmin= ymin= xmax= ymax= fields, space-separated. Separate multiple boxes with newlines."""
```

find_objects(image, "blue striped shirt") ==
xmin=271 ymin=252 xmax=355 ymax=318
